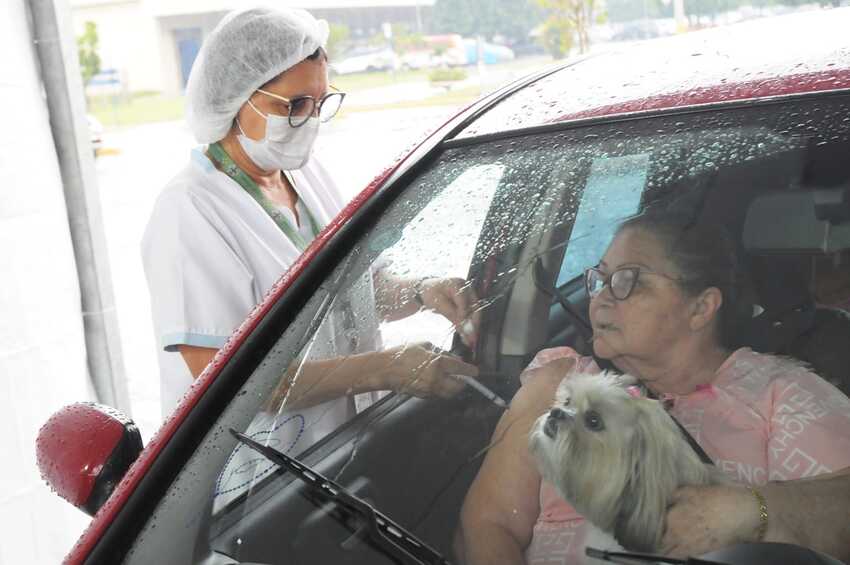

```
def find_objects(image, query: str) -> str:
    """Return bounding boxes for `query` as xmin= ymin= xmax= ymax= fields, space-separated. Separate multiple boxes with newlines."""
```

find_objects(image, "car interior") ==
xmin=121 ymin=94 xmax=850 ymax=565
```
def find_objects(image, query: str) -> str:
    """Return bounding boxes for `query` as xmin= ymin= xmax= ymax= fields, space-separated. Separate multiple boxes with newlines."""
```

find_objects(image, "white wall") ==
xmin=0 ymin=1 xmax=94 ymax=563
xmin=72 ymin=0 xmax=163 ymax=93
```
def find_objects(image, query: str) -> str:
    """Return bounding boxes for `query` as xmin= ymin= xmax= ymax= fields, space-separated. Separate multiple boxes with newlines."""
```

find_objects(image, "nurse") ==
xmin=142 ymin=6 xmax=478 ymax=419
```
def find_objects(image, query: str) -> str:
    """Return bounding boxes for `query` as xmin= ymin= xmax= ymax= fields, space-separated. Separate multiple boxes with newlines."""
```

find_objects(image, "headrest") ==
xmin=743 ymin=187 xmax=850 ymax=254
xmin=739 ymin=256 xmax=816 ymax=354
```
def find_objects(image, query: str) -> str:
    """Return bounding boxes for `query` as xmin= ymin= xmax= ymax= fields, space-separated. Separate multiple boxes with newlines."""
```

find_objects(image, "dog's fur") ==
xmin=529 ymin=372 xmax=725 ymax=556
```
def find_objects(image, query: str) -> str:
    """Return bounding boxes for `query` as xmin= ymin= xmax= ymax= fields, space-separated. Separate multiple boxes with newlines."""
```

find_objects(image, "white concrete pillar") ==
xmin=0 ymin=0 xmax=100 ymax=562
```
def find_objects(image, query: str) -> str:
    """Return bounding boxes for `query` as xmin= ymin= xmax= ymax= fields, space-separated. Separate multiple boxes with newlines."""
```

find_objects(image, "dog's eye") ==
xmin=584 ymin=410 xmax=605 ymax=432
xmin=562 ymin=396 xmax=571 ymax=406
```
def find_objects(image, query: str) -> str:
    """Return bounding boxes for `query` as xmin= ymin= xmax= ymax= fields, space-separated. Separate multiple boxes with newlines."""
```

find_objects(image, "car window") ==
xmin=208 ymin=163 xmax=505 ymax=512
xmin=121 ymin=94 xmax=850 ymax=565
xmin=556 ymin=153 xmax=649 ymax=286
xmin=377 ymin=164 xmax=503 ymax=349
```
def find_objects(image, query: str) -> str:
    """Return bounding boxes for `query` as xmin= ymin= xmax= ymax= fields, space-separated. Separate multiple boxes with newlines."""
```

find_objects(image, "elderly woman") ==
xmin=457 ymin=212 xmax=850 ymax=564
xmin=142 ymin=7 xmax=478 ymax=420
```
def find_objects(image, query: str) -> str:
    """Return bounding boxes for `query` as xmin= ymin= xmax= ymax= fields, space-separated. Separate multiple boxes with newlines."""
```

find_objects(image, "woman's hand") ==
xmin=418 ymin=277 xmax=481 ymax=348
xmin=379 ymin=342 xmax=479 ymax=399
xmin=661 ymin=483 xmax=767 ymax=558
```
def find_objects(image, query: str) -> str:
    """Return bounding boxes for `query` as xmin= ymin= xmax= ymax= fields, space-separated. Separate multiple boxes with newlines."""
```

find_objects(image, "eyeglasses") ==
xmin=584 ymin=266 xmax=680 ymax=301
xmin=255 ymin=87 xmax=346 ymax=128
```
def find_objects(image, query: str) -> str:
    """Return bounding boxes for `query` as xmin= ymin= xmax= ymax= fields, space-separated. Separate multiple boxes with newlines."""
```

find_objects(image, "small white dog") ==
xmin=529 ymin=372 xmax=725 ymax=560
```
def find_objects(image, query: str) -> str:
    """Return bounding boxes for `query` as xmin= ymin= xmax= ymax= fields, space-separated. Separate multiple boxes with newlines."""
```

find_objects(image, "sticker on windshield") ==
xmin=213 ymin=413 xmax=305 ymax=510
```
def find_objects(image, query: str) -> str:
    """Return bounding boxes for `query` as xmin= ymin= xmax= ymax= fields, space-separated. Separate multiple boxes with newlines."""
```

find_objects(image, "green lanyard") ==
xmin=207 ymin=142 xmax=321 ymax=251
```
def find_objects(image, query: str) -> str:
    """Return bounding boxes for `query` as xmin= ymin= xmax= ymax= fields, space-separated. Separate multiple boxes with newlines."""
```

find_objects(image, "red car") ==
xmin=39 ymin=9 xmax=850 ymax=565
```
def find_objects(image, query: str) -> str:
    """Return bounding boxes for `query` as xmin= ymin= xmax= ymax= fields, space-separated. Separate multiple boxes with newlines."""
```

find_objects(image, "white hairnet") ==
xmin=185 ymin=7 xmax=329 ymax=143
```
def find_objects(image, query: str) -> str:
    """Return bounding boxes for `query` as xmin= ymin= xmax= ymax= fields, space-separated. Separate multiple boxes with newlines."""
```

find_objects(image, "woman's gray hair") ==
xmin=616 ymin=212 xmax=749 ymax=348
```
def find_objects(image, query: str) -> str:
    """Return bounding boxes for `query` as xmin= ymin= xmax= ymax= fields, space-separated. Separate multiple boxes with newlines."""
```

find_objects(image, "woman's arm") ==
xmin=662 ymin=468 xmax=850 ymax=561
xmin=372 ymin=272 xmax=424 ymax=322
xmin=180 ymin=342 xmax=478 ymax=410
xmin=664 ymin=369 xmax=850 ymax=561
xmin=178 ymin=345 xmax=218 ymax=378
xmin=759 ymin=371 xmax=850 ymax=560
xmin=762 ymin=467 xmax=850 ymax=561
xmin=267 ymin=342 xmax=478 ymax=411
xmin=456 ymin=358 xmax=574 ymax=565
xmin=373 ymin=270 xmax=480 ymax=346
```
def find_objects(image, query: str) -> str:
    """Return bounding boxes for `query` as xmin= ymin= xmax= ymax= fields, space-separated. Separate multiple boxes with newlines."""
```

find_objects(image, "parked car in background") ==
xmin=463 ymin=38 xmax=515 ymax=65
xmin=332 ymin=46 xmax=400 ymax=75
xmin=38 ymin=8 xmax=850 ymax=564
xmin=397 ymin=34 xmax=470 ymax=70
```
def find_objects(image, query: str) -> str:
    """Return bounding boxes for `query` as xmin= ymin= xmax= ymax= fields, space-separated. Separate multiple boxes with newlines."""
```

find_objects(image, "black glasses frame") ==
xmin=585 ymin=266 xmax=641 ymax=301
xmin=256 ymin=88 xmax=347 ymax=128
xmin=584 ymin=266 xmax=681 ymax=301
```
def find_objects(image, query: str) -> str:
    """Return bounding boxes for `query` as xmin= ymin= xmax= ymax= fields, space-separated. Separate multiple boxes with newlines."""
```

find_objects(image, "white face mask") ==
xmin=236 ymin=98 xmax=319 ymax=171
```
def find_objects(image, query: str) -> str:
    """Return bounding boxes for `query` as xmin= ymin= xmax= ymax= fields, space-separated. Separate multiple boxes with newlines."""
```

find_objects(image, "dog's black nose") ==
xmin=543 ymin=408 xmax=569 ymax=438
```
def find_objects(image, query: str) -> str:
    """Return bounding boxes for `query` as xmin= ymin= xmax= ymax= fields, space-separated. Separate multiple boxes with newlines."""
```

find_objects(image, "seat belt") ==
xmin=667 ymin=412 xmax=714 ymax=466
xmin=590 ymin=353 xmax=714 ymax=465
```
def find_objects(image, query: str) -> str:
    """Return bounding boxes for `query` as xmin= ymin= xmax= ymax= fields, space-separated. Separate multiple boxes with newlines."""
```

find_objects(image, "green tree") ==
xmin=431 ymin=0 xmax=544 ymax=44
xmin=539 ymin=15 xmax=574 ymax=59
xmin=535 ymin=0 xmax=602 ymax=58
xmin=326 ymin=23 xmax=350 ymax=61
xmin=77 ymin=21 xmax=101 ymax=86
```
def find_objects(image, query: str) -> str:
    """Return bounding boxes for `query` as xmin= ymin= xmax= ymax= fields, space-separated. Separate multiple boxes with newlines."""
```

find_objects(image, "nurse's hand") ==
xmin=380 ymin=342 xmax=479 ymax=399
xmin=418 ymin=277 xmax=481 ymax=349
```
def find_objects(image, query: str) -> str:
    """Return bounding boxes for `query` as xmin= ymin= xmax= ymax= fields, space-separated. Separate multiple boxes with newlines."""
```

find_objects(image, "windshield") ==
xmin=122 ymin=93 xmax=850 ymax=565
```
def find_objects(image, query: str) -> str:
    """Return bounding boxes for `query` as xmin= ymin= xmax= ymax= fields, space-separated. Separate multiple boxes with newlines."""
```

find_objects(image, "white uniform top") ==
xmin=142 ymin=148 xmax=350 ymax=418
xmin=144 ymin=148 xmax=388 ymax=512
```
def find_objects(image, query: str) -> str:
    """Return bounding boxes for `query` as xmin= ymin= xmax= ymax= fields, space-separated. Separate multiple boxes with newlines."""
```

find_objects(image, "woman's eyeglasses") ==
xmin=584 ymin=266 xmax=680 ymax=301
xmin=256 ymin=87 xmax=346 ymax=128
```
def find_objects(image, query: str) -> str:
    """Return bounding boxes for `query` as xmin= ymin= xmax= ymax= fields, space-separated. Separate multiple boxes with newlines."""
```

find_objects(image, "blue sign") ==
xmin=88 ymin=68 xmax=120 ymax=86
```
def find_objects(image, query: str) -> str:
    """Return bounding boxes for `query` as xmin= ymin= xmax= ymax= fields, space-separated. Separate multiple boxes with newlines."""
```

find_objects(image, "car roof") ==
xmin=459 ymin=8 xmax=850 ymax=138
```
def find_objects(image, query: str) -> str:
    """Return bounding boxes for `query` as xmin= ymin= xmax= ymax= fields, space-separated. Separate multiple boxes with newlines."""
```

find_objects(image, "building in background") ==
xmin=69 ymin=0 xmax=434 ymax=96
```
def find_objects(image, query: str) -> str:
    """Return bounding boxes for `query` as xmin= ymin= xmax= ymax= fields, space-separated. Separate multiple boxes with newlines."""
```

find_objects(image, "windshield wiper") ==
xmin=586 ymin=547 xmax=724 ymax=564
xmin=230 ymin=429 xmax=451 ymax=565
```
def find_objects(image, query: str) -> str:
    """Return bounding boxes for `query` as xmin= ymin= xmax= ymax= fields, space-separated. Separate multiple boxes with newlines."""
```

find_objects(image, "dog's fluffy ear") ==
xmin=613 ymin=398 xmax=710 ymax=552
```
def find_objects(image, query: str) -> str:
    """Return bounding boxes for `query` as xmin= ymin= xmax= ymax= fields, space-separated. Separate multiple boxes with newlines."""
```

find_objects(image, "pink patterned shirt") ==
xmin=522 ymin=347 xmax=850 ymax=565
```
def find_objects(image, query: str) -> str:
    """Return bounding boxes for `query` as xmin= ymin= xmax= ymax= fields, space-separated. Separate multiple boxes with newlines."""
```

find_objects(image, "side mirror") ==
xmin=36 ymin=402 xmax=143 ymax=516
